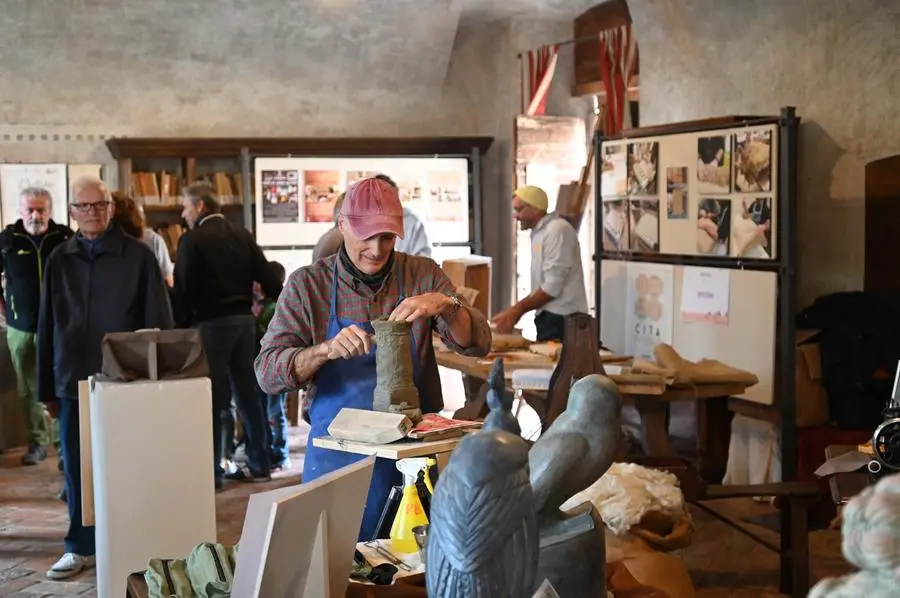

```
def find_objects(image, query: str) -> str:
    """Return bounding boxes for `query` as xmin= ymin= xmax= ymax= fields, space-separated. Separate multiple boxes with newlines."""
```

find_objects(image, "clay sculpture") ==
xmin=528 ymin=374 xmax=622 ymax=597
xmin=425 ymin=429 xmax=538 ymax=597
xmin=481 ymin=358 xmax=521 ymax=436
xmin=372 ymin=318 xmax=422 ymax=421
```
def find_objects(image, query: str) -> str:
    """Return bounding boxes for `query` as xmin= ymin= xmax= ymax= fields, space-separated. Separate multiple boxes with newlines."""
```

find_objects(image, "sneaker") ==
xmin=224 ymin=466 xmax=271 ymax=483
xmin=47 ymin=553 xmax=95 ymax=580
xmin=21 ymin=445 xmax=47 ymax=466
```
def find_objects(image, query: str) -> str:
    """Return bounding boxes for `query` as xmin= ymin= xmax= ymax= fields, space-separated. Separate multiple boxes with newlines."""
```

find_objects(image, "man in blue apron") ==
xmin=256 ymin=177 xmax=492 ymax=540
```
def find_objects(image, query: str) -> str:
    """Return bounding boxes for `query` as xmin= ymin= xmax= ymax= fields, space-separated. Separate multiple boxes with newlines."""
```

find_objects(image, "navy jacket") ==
xmin=36 ymin=224 xmax=174 ymax=402
xmin=0 ymin=220 xmax=73 ymax=332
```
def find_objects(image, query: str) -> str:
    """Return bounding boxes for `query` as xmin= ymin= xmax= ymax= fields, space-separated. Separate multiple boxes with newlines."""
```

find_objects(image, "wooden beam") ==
xmin=573 ymin=74 xmax=640 ymax=99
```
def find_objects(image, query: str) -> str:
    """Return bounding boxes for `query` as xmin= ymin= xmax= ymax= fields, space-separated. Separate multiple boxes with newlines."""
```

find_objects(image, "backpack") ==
xmin=186 ymin=542 xmax=238 ymax=598
xmin=145 ymin=558 xmax=195 ymax=598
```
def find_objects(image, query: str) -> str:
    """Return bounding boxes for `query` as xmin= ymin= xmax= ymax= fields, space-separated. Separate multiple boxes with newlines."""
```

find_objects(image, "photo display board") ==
xmin=600 ymin=124 xmax=778 ymax=260
xmin=254 ymin=157 xmax=470 ymax=247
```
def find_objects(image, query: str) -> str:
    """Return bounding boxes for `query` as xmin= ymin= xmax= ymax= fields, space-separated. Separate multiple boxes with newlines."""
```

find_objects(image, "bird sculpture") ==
xmin=426 ymin=401 xmax=538 ymax=597
xmin=527 ymin=373 xmax=622 ymax=597
xmin=481 ymin=358 xmax=521 ymax=436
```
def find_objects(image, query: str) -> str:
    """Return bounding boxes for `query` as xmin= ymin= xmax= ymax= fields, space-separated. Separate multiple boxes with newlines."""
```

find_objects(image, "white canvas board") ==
xmin=90 ymin=377 xmax=216 ymax=598
xmin=255 ymin=157 xmax=470 ymax=247
xmin=233 ymin=457 xmax=375 ymax=598
xmin=623 ymin=262 xmax=675 ymax=360
xmin=0 ymin=163 xmax=68 ymax=228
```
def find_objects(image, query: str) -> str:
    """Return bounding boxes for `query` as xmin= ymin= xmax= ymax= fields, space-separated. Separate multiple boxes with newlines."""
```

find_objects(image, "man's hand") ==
xmin=389 ymin=292 xmax=451 ymax=323
xmin=327 ymin=324 xmax=374 ymax=360
xmin=44 ymin=399 xmax=60 ymax=419
xmin=490 ymin=307 xmax=522 ymax=334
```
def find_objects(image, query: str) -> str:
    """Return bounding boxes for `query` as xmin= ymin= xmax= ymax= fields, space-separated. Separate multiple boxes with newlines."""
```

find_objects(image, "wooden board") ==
xmin=312 ymin=435 xmax=461 ymax=459
xmin=78 ymin=380 xmax=94 ymax=527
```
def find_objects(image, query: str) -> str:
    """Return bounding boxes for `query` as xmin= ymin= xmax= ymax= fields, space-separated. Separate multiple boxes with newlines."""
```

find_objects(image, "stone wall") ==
xmin=630 ymin=0 xmax=900 ymax=307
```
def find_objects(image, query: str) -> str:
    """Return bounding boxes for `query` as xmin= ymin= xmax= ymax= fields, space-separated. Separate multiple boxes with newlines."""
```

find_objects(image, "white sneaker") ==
xmin=47 ymin=552 xmax=95 ymax=580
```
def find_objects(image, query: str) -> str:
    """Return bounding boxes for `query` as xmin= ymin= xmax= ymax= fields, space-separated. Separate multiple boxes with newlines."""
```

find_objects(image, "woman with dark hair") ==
xmin=111 ymin=192 xmax=175 ymax=286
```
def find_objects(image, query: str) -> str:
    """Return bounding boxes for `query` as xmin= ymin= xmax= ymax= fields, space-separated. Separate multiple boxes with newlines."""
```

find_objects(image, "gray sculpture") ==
xmin=426 ymin=360 xmax=538 ymax=597
xmin=371 ymin=318 xmax=422 ymax=421
xmin=528 ymin=374 xmax=622 ymax=597
xmin=482 ymin=358 xmax=521 ymax=436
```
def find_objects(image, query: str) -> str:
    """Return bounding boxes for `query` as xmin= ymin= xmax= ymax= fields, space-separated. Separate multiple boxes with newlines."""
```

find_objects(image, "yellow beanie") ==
xmin=514 ymin=185 xmax=549 ymax=211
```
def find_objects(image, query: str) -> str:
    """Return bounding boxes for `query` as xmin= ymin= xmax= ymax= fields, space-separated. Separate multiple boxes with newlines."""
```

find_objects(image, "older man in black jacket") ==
xmin=37 ymin=175 xmax=173 ymax=581
xmin=0 ymin=187 xmax=73 ymax=466
xmin=174 ymin=181 xmax=282 ymax=488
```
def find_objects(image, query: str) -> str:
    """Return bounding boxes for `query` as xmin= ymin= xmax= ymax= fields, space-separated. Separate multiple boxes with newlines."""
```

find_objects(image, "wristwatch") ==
xmin=444 ymin=293 xmax=462 ymax=318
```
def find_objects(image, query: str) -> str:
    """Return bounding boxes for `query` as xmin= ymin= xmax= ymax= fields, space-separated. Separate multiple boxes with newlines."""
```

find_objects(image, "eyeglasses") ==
xmin=70 ymin=201 xmax=111 ymax=213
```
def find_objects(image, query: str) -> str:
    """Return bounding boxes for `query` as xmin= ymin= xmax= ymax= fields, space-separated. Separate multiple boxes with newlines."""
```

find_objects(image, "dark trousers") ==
xmin=197 ymin=314 xmax=269 ymax=478
xmin=535 ymin=311 xmax=567 ymax=342
xmin=265 ymin=391 xmax=289 ymax=463
xmin=59 ymin=398 xmax=95 ymax=555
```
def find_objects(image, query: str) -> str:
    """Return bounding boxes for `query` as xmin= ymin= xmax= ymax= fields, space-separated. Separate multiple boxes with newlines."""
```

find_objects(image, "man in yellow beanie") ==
xmin=491 ymin=185 xmax=588 ymax=341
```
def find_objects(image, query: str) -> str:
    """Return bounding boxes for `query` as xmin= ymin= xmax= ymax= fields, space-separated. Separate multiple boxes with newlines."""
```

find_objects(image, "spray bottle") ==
xmin=389 ymin=457 xmax=436 ymax=554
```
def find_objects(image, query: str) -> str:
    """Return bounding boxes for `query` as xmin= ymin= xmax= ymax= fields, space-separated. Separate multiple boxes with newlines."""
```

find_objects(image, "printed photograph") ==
xmin=733 ymin=129 xmax=773 ymax=192
xmin=427 ymin=170 xmax=466 ymax=223
xmin=260 ymin=170 xmax=300 ymax=224
xmin=393 ymin=173 xmax=424 ymax=204
xmin=602 ymin=198 xmax=630 ymax=252
xmin=600 ymin=144 xmax=628 ymax=197
xmin=696 ymin=136 xmax=731 ymax=194
xmin=696 ymin=198 xmax=731 ymax=256
xmin=628 ymin=141 xmax=659 ymax=195
xmin=346 ymin=170 xmax=379 ymax=186
xmin=303 ymin=170 xmax=341 ymax=223
xmin=666 ymin=166 xmax=689 ymax=220
xmin=629 ymin=198 xmax=660 ymax=253
xmin=731 ymin=196 xmax=773 ymax=259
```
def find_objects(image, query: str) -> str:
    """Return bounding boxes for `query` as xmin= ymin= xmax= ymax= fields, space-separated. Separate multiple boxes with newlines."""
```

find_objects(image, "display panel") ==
xmin=600 ymin=260 xmax=776 ymax=405
xmin=0 ymin=163 xmax=69 ymax=227
xmin=263 ymin=249 xmax=314 ymax=277
xmin=254 ymin=157 xmax=470 ymax=247
xmin=600 ymin=123 xmax=779 ymax=260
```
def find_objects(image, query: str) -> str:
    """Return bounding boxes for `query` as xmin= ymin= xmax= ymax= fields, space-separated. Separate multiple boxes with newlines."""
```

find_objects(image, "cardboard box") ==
xmin=796 ymin=329 xmax=830 ymax=428
xmin=441 ymin=256 xmax=492 ymax=317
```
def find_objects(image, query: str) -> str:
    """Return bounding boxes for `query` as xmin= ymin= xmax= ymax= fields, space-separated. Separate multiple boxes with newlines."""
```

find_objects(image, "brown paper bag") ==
xmin=100 ymin=329 xmax=209 ymax=382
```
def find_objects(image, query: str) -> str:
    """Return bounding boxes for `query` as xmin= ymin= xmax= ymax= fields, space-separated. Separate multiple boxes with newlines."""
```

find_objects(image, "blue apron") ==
xmin=303 ymin=259 xmax=423 ymax=541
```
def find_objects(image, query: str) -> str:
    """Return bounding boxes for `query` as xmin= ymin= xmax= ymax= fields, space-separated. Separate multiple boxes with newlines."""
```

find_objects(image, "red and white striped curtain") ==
xmin=523 ymin=45 xmax=560 ymax=116
xmin=598 ymin=25 xmax=637 ymax=135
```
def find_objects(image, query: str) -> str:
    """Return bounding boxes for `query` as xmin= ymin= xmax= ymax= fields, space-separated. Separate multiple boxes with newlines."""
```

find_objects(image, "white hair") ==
xmin=19 ymin=187 xmax=52 ymax=209
xmin=71 ymin=175 xmax=111 ymax=204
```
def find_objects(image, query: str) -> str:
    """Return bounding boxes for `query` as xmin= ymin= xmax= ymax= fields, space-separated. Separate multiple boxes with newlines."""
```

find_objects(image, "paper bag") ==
xmin=100 ymin=329 xmax=209 ymax=382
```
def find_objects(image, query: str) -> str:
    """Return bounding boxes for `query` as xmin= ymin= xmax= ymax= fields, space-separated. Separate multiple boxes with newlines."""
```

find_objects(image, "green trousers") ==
xmin=6 ymin=327 xmax=56 ymax=447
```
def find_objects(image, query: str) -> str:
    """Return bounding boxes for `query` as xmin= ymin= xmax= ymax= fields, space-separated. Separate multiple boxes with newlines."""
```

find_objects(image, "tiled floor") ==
xmin=0 ymin=423 xmax=853 ymax=598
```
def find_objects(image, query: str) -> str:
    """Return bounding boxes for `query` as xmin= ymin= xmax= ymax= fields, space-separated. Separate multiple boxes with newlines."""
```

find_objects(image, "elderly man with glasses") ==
xmin=36 ymin=175 xmax=173 ymax=580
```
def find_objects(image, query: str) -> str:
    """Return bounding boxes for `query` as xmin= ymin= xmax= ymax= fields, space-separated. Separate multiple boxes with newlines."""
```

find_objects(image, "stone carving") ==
xmin=527 ymin=374 xmax=622 ymax=597
xmin=482 ymin=358 xmax=521 ymax=436
xmin=425 ymin=429 xmax=538 ymax=598
xmin=371 ymin=318 xmax=421 ymax=421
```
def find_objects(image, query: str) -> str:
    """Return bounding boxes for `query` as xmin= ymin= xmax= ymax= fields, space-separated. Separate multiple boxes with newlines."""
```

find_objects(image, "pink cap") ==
xmin=340 ymin=178 xmax=405 ymax=240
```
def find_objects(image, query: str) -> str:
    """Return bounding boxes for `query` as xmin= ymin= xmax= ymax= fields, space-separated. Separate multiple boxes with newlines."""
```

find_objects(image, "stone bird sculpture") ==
xmin=426 ymin=429 xmax=539 ymax=597
xmin=482 ymin=358 xmax=521 ymax=436
xmin=527 ymin=374 xmax=622 ymax=597
xmin=529 ymin=374 xmax=622 ymax=517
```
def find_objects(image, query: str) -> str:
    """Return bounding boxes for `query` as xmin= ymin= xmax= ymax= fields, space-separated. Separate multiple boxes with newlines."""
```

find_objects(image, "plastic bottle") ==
xmin=389 ymin=457 xmax=435 ymax=554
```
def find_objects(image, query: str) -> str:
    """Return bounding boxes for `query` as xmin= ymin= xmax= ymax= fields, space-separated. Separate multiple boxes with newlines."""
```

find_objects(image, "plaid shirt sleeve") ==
xmin=418 ymin=259 xmax=492 ymax=357
xmin=255 ymin=268 xmax=314 ymax=394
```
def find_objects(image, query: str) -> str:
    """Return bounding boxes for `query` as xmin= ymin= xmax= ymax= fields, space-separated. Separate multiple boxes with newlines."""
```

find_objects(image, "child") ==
xmin=256 ymin=260 xmax=290 ymax=470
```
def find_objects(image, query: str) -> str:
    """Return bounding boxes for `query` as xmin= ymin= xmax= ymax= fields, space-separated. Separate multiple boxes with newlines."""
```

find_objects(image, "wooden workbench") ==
xmin=437 ymin=349 xmax=752 ymax=481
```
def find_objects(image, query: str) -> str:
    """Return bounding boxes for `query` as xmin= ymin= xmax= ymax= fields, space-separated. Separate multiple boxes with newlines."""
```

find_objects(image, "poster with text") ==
xmin=260 ymin=170 xmax=300 ymax=224
xmin=425 ymin=167 xmax=469 ymax=243
xmin=680 ymin=266 xmax=730 ymax=324
xmin=624 ymin=262 xmax=674 ymax=360
xmin=0 ymin=164 xmax=69 ymax=228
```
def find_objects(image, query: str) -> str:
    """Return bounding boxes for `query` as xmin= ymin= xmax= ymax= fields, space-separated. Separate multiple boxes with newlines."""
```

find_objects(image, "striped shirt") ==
xmin=255 ymin=251 xmax=491 ymax=413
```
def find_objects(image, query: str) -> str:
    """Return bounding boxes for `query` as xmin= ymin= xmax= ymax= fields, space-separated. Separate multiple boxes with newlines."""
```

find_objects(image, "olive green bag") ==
xmin=186 ymin=542 xmax=238 ymax=598
xmin=145 ymin=558 xmax=195 ymax=598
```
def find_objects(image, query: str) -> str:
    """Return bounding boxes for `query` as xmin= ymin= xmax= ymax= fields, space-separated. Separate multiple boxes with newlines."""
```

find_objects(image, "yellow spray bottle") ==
xmin=389 ymin=457 xmax=435 ymax=554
